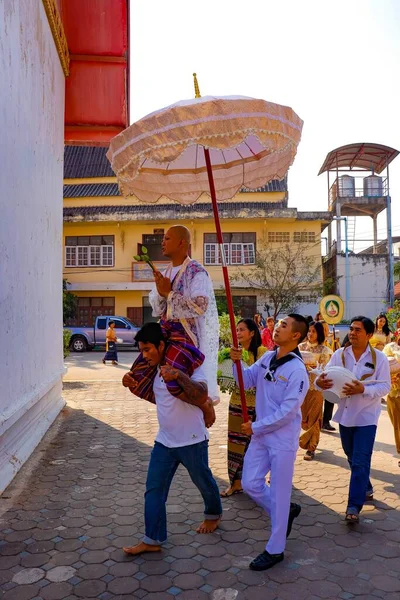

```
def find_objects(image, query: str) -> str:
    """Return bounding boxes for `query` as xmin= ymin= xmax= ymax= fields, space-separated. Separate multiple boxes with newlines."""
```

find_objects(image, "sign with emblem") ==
xmin=319 ymin=295 xmax=344 ymax=325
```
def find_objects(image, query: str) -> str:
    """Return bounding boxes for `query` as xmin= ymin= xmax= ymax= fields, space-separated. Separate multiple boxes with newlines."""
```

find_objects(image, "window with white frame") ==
xmin=65 ymin=235 xmax=114 ymax=267
xmin=268 ymin=231 xmax=290 ymax=243
xmin=293 ymin=231 xmax=316 ymax=243
xmin=203 ymin=233 xmax=255 ymax=265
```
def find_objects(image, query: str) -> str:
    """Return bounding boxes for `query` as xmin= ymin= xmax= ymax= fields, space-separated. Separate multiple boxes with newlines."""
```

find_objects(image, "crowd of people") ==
xmin=120 ymin=224 xmax=399 ymax=572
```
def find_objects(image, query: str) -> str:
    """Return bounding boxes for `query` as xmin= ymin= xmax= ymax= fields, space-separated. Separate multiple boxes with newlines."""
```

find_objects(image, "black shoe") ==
xmin=287 ymin=502 xmax=301 ymax=538
xmin=249 ymin=550 xmax=284 ymax=571
xmin=322 ymin=422 xmax=336 ymax=432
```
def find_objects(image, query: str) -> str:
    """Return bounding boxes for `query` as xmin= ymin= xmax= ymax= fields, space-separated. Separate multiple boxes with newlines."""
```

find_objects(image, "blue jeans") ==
xmin=339 ymin=424 xmax=376 ymax=513
xmin=143 ymin=440 xmax=222 ymax=545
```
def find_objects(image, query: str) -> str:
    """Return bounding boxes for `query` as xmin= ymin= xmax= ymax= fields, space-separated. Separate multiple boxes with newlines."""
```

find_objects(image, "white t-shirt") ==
xmin=168 ymin=265 xmax=182 ymax=281
xmin=154 ymin=362 xmax=209 ymax=448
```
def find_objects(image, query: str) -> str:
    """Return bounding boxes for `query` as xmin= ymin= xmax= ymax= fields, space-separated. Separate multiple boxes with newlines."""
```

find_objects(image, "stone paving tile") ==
xmin=0 ymin=381 xmax=399 ymax=599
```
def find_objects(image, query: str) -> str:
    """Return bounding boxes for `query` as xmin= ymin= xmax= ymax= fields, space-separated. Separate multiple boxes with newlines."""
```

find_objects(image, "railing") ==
xmin=329 ymin=177 xmax=388 ymax=209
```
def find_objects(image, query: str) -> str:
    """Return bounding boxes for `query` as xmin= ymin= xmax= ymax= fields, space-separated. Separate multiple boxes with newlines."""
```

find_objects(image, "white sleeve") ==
xmin=232 ymin=358 xmax=260 ymax=389
xmin=252 ymin=368 xmax=309 ymax=435
xmin=363 ymin=352 xmax=391 ymax=399
xmin=149 ymin=285 xmax=167 ymax=317
xmin=314 ymin=349 xmax=341 ymax=391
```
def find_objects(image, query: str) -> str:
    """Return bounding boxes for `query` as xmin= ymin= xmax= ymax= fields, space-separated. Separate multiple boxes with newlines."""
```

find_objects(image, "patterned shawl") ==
xmin=129 ymin=320 xmax=205 ymax=404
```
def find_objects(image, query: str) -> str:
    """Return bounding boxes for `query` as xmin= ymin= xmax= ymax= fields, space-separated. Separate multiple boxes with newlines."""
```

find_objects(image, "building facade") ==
xmin=63 ymin=147 xmax=331 ymax=325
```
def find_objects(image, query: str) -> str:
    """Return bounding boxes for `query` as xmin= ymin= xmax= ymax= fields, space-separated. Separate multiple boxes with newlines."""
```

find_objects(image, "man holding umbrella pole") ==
xmin=231 ymin=314 xmax=309 ymax=571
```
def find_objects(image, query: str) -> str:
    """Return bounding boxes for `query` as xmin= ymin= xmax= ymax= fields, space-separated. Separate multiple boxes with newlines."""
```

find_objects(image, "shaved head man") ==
xmin=161 ymin=226 xmax=191 ymax=264
xmin=147 ymin=224 xmax=220 ymax=406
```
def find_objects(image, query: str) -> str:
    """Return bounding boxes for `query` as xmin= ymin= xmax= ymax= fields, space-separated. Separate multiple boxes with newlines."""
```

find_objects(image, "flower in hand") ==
xmin=154 ymin=270 xmax=172 ymax=298
xmin=133 ymin=246 xmax=157 ymax=273
xmin=240 ymin=421 xmax=253 ymax=436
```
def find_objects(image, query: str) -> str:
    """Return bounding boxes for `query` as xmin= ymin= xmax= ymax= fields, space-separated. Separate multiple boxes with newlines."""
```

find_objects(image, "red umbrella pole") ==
xmin=204 ymin=147 xmax=249 ymax=423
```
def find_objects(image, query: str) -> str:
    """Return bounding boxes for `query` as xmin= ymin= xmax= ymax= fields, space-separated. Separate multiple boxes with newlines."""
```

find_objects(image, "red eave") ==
xmin=61 ymin=0 xmax=130 ymax=146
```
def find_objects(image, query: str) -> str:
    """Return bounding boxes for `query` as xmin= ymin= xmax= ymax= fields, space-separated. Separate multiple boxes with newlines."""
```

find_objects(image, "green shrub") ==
xmin=63 ymin=329 xmax=72 ymax=358
xmin=218 ymin=313 xmax=240 ymax=348
xmin=387 ymin=300 xmax=400 ymax=332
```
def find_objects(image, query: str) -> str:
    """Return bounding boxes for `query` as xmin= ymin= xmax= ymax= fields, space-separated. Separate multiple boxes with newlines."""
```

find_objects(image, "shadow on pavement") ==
xmin=0 ymin=385 xmax=399 ymax=599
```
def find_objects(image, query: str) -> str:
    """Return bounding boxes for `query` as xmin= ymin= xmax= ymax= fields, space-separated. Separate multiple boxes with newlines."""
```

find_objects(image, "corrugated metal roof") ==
xmin=64 ymin=146 xmax=115 ymax=178
xmin=63 ymin=145 xmax=288 ymax=192
xmin=63 ymin=180 xmax=287 ymax=198
xmin=64 ymin=183 xmax=120 ymax=197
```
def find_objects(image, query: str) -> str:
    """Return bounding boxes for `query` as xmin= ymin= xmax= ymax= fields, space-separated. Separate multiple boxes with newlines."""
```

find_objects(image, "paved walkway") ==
xmin=1 ymin=382 xmax=399 ymax=600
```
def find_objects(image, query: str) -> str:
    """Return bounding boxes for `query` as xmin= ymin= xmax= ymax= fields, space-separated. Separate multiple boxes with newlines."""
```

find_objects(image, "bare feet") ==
xmin=123 ymin=541 xmax=161 ymax=555
xmin=196 ymin=518 xmax=221 ymax=534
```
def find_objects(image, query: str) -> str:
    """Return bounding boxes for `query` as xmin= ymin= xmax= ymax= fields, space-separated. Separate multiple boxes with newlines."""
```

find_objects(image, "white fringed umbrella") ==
xmin=107 ymin=75 xmax=303 ymax=421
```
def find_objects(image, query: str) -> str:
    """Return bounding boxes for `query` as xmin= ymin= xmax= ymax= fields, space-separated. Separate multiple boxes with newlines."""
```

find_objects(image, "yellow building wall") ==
xmin=63 ymin=217 xmax=322 ymax=288
xmin=63 ymin=214 xmax=323 ymax=320
xmin=63 ymin=190 xmax=286 ymax=208
xmin=68 ymin=289 xmax=145 ymax=317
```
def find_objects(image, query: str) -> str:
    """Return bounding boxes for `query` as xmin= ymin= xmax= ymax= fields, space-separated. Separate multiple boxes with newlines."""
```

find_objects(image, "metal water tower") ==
xmin=318 ymin=142 xmax=399 ymax=310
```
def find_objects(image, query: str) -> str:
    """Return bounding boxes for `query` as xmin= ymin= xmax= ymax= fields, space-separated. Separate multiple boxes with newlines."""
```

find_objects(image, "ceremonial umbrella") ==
xmin=107 ymin=75 xmax=303 ymax=421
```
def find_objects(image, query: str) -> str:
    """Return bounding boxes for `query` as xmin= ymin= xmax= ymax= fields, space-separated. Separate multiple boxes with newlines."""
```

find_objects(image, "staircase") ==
xmin=346 ymin=217 xmax=356 ymax=252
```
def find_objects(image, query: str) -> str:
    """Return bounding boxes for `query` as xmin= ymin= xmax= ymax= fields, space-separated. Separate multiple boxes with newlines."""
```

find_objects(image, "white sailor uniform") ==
xmin=234 ymin=351 xmax=309 ymax=554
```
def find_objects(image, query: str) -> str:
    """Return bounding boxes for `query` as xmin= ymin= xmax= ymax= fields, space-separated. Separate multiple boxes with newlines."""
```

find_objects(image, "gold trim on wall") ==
xmin=42 ymin=0 xmax=70 ymax=76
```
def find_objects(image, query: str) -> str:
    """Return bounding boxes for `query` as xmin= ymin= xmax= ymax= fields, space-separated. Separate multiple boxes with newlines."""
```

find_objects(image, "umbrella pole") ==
xmin=204 ymin=147 xmax=249 ymax=423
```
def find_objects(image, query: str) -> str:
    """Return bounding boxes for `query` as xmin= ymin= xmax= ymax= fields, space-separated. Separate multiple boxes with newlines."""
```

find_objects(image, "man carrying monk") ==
xmin=149 ymin=225 xmax=220 ymax=404
xmin=231 ymin=314 xmax=309 ymax=571
xmin=122 ymin=322 xmax=222 ymax=556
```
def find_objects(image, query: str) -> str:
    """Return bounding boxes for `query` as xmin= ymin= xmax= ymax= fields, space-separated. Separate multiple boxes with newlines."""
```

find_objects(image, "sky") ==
xmin=129 ymin=0 xmax=400 ymax=251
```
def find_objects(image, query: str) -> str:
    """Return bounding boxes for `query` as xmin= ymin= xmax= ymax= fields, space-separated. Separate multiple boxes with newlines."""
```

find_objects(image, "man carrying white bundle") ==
xmin=316 ymin=315 xmax=390 ymax=524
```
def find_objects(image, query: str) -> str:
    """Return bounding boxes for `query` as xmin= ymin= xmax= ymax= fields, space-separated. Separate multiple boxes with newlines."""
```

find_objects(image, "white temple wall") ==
xmin=0 ymin=0 xmax=65 ymax=491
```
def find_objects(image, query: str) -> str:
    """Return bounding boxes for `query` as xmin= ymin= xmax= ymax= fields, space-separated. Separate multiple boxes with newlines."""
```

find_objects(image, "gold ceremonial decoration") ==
xmin=42 ymin=0 xmax=70 ymax=76
xmin=319 ymin=294 xmax=345 ymax=325
xmin=193 ymin=73 xmax=201 ymax=98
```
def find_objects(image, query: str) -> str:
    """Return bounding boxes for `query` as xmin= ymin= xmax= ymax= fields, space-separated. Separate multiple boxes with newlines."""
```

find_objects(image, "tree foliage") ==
xmin=231 ymin=239 xmax=324 ymax=319
xmin=394 ymin=262 xmax=400 ymax=283
xmin=63 ymin=279 xmax=78 ymax=322
xmin=387 ymin=299 xmax=400 ymax=331
xmin=218 ymin=313 xmax=240 ymax=347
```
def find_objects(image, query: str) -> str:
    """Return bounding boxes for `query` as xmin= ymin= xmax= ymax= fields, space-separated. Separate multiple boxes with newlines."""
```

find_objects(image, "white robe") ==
xmin=149 ymin=258 xmax=220 ymax=402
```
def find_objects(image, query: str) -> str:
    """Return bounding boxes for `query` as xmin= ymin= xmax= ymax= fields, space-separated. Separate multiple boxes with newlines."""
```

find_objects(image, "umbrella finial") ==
xmin=193 ymin=73 xmax=201 ymax=98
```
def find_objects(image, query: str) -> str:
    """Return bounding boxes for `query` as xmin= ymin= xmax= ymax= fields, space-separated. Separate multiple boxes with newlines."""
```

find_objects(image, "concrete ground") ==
xmin=64 ymin=351 xmax=139 ymax=382
xmin=0 ymin=358 xmax=399 ymax=600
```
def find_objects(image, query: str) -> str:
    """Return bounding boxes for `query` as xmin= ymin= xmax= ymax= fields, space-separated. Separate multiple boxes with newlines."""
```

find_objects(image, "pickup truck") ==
xmin=65 ymin=315 xmax=140 ymax=352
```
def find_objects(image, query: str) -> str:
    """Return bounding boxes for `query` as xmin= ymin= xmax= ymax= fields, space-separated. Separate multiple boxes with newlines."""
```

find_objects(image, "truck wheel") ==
xmin=71 ymin=336 xmax=88 ymax=352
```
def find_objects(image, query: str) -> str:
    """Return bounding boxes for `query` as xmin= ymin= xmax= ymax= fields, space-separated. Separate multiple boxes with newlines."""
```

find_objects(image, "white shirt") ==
xmin=322 ymin=346 xmax=391 ymax=427
xmin=233 ymin=351 xmax=309 ymax=451
xmin=153 ymin=362 xmax=209 ymax=448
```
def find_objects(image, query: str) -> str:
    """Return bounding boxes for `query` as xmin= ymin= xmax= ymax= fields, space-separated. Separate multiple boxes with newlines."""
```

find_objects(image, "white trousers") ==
xmin=242 ymin=436 xmax=296 ymax=554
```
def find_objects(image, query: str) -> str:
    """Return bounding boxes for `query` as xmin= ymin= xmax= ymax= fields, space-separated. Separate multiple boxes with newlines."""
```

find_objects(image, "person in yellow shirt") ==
xmin=370 ymin=314 xmax=392 ymax=351
xmin=103 ymin=320 xmax=118 ymax=365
